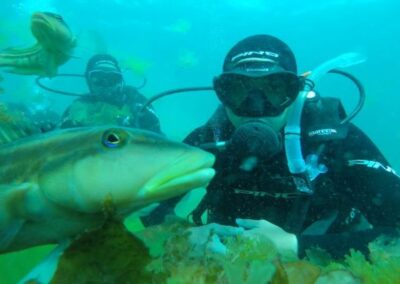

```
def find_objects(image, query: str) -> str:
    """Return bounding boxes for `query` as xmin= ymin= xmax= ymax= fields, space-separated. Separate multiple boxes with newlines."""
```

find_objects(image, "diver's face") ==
xmin=87 ymin=70 xmax=123 ymax=97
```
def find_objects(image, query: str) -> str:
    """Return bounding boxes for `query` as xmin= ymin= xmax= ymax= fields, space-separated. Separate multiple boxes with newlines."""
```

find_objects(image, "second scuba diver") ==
xmin=60 ymin=54 xmax=161 ymax=133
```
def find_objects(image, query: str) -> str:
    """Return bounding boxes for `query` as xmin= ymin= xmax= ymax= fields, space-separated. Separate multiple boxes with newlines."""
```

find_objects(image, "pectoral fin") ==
xmin=19 ymin=241 xmax=70 ymax=284
xmin=0 ymin=183 xmax=35 ymax=251
xmin=0 ymin=219 xmax=24 ymax=251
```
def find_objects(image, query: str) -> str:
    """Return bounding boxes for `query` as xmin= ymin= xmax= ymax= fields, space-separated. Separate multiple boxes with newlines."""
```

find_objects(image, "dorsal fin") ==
xmin=0 ymin=43 xmax=42 ymax=57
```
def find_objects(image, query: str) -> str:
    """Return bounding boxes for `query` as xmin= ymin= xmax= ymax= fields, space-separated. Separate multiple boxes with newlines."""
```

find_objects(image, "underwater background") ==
xmin=0 ymin=0 xmax=399 ymax=283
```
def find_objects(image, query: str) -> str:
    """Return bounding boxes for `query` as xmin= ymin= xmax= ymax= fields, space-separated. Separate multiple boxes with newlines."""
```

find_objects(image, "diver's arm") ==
xmin=298 ymin=227 xmax=398 ymax=258
xmin=134 ymin=99 xmax=161 ymax=133
xmin=298 ymin=124 xmax=400 ymax=258
xmin=135 ymin=105 xmax=161 ymax=134
xmin=125 ymin=87 xmax=162 ymax=133
xmin=343 ymin=124 xmax=400 ymax=227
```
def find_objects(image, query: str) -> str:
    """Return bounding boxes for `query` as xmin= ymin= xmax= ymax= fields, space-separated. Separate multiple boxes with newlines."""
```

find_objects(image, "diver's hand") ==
xmin=236 ymin=218 xmax=298 ymax=255
xmin=187 ymin=223 xmax=244 ymax=256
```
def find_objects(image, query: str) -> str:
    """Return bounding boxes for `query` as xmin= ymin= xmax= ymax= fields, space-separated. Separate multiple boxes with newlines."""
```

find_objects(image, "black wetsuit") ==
xmin=60 ymin=86 xmax=161 ymax=133
xmin=143 ymin=100 xmax=400 ymax=258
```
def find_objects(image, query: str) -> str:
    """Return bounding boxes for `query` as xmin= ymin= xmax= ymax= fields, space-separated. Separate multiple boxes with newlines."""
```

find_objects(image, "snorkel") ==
xmin=284 ymin=52 xmax=367 ymax=194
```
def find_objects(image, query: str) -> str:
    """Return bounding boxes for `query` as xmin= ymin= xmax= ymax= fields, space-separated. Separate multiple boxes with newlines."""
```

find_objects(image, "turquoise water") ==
xmin=0 ymin=0 xmax=400 ymax=282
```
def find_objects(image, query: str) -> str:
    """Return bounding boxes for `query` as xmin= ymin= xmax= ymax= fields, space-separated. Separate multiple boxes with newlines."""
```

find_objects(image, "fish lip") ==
xmin=31 ymin=13 xmax=50 ymax=25
xmin=31 ymin=14 xmax=56 ymax=32
xmin=138 ymin=151 xmax=215 ymax=199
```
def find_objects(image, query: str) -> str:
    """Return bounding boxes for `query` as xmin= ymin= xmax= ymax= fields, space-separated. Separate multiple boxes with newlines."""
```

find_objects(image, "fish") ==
xmin=0 ymin=126 xmax=215 ymax=253
xmin=178 ymin=50 xmax=199 ymax=69
xmin=120 ymin=56 xmax=152 ymax=76
xmin=0 ymin=12 xmax=76 ymax=77
xmin=163 ymin=19 xmax=192 ymax=34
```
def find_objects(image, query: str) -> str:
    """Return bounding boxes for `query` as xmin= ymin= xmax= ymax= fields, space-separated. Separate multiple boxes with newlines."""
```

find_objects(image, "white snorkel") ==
xmin=284 ymin=52 xmax=367 ymax=193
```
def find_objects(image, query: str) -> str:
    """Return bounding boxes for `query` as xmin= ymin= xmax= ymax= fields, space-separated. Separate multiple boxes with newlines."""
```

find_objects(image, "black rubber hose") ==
xmin=328 ymin=69 xmax=366 ymax=125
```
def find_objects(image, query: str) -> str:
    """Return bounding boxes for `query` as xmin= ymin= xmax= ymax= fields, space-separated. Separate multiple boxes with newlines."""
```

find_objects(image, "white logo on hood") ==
xmin=231 ymin=50 xmax=279 ymax=62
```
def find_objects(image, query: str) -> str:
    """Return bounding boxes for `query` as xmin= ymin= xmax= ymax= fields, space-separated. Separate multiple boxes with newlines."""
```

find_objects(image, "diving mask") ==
xmin=87 ymin=70 xmax=123 ymax=87
xmin=213 ymin=72 xmax=302 ymax=117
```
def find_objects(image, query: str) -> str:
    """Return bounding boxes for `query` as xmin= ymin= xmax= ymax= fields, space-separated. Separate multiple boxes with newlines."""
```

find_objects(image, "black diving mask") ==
xmin=87 ymin=70 xmax=123 ymax=87
xmin=213 ymin=72 xmax=302 ymax=117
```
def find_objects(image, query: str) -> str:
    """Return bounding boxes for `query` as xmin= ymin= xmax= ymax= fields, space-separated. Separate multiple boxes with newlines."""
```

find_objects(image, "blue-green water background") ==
xmin=0 ymin=0 xmax=399 ymax=282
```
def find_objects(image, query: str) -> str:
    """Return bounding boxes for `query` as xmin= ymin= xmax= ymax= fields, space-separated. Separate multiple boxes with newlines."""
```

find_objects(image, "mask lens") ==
xmin=214 ymin=74 xmax=249 ymax=108
xmin=88 ymin=70 xmax=122 ymax=87
xmin=214 ymin=73 xmax=300 ymax=116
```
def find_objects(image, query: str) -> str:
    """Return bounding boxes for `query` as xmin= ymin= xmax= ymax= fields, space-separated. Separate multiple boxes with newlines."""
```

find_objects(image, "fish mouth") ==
xmin=138 ymin=151 xmax=215 ymax=201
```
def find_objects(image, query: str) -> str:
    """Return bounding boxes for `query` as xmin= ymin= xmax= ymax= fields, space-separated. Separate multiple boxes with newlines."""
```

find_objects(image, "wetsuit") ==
xmin=143 ymin=99 xmax=400 ymax=258
xmin=60 ymin=86 xmax=161 ymax=133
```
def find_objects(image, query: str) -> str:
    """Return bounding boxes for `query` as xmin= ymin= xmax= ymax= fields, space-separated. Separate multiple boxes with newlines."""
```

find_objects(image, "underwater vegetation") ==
xmin=0 ymin=102 xmax=39 ymax=144
xmin=49 ymin=221 xmax=153 ymax=283
xmin=6 ymin=218 xmax=400 ymax=283
xmin=140 ymin=220 xmax=400 ymax=283
xmin=0 ymin=103 xmax=24 ymax=123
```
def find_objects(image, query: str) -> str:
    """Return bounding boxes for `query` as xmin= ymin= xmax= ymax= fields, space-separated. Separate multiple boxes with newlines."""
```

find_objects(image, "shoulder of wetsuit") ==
xmin=123 ymin=86 xmax=147 ymax=103
xmin=301 ymin=96 xmax=349 ymax=143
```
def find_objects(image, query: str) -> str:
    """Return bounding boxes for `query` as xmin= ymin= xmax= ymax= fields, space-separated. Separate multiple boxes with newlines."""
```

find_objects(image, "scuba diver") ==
xmin=60 ymin=54 xmax=161 ymax=133
xmin=142 ymin=34 xmax=400 ymax=258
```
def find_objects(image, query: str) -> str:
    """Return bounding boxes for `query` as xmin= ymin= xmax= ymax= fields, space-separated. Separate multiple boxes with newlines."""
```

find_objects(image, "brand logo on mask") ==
xmin=308 ymin=128 xmax=338 ymax=137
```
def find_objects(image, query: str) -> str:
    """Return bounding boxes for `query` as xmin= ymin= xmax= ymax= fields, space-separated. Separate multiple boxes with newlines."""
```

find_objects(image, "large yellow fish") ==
xmin=0 ymin=126 xmax=215 ymax=253
xmin=0 ymin=12 xmax=76 ymax=76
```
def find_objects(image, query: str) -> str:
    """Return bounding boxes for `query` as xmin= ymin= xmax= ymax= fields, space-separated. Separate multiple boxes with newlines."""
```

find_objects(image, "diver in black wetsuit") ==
xmin=60 ymin=54 xmax=161 ymax=133
xmin=143 ymin=35 xmax=400 ymax=258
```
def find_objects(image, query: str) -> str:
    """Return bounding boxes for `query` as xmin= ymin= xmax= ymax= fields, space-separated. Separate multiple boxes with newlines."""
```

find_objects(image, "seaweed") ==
xmin=51 ymin=221 xmax=152 ymax=284
xmin=144 ymin=221 xmax=287 ymax=284
xmin=35 ymin=220 xmax=400 ymax=283
xmin=143 ymin=222 xmax=400 ymax=284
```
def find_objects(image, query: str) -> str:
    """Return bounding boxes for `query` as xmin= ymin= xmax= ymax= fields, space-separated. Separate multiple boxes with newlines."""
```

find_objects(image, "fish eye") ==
xmin=102 ymin=130 xmax=125 ymax=148
xmin=53 ymin=15 xmax=64 ymax=21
